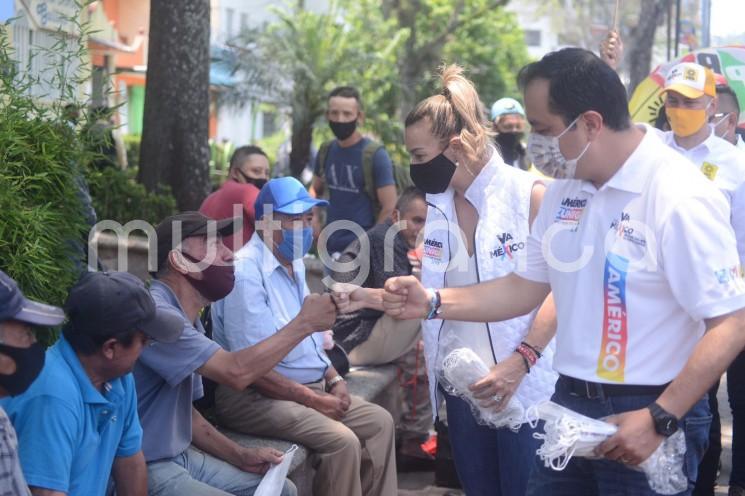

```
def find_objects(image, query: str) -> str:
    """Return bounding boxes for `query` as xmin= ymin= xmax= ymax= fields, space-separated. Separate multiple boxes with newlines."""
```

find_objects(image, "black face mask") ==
xmin=236 ymin=170 xmax=267 ymax=190
xmin=0 ymin=341 xmax=45 ymax=396
xmin=329 ymin=120 xmax=357 ymax=141
xmin=496 ymin=132 xmax=523 ymax=150
xmin=409 ymin=146 xmax=457 ymax=194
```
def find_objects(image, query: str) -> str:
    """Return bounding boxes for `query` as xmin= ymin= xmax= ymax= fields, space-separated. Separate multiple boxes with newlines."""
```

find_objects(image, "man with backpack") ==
xmin=311 ymin=86 xmax=400 ymax=259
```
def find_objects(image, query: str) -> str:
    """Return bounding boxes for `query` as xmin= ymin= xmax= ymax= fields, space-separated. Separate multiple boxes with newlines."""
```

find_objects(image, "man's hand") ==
xmin=235 ymin=446 xmax=285 ymax=474
xmin=600 ymin=29 xmax=624 ymax=70
xmin=309 ymin=392 xmax=348 ymax=420
xmin=328 ymin=380 xmax=351 ymax=411
xmin=383 ymin=276 xmax=430 ymax=320
xmin=331 ymin=284 xmax=369 ymax=313
xmin=298 ymin=294 xmax=338 ymax=332
xmin=594 ymin=408 xmax=664 ymax=466
xmin=469 ymin=353 xmax=528 ymax=411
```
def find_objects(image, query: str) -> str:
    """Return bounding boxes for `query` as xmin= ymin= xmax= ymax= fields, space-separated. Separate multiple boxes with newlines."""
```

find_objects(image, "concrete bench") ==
xmin=220 ymin=364 xmax=399 ymax=496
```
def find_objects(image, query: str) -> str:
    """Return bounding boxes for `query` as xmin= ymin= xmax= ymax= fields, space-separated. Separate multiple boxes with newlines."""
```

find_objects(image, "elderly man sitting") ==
xmin=212 ymin=177 xmax=397 ymax=496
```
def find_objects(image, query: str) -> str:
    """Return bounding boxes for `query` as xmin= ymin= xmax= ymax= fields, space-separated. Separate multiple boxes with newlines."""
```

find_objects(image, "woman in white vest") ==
xmin=406 ymin=65 xmax=558 ymax=495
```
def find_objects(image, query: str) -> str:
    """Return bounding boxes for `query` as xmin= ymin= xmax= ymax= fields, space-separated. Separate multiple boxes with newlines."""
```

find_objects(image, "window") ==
xmin=524 ymin=29 xmax=542 ymax=47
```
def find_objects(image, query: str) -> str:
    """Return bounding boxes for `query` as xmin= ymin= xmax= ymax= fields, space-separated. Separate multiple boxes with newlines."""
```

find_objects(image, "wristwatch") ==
xmin=326 ymin=375 xmax=345 ymax=392
xmin=647 ymin=402 xmax=679 ymax=437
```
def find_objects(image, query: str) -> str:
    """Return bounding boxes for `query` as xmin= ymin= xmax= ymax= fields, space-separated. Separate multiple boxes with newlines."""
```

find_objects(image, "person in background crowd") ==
xmin=330 ymin=186 xmax=432 ymax=462
xmin=3 ymin=271 xmax=184 ymax=496
xmin=0 ymin=270 xmax=66 ymax=496
xmin=491 ymin=97 xmax=530 ymax=170
xmin=212 ymin=177 xmax=397 ymax=496
xmin=311 ymin=86 xmax=397 ymax=256
xmin=135 ymin=211 xmax=337 ymax=496
xmin=383 ymin=47 xmax=745 ymax=496
xmin=713 ymin=82 xmax=745 ymax=150
xmin=200 ymin=146 xmax=271 ymax=252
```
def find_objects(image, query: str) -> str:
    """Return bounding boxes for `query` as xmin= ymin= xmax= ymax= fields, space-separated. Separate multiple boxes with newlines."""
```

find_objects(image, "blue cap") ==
xmin=255 ymin=177 xmax=328 ymax=220
xmin=490 ymin=98 xmax=525 ymax=121
xmin=0 ymin=270 xmax=65 ymax=326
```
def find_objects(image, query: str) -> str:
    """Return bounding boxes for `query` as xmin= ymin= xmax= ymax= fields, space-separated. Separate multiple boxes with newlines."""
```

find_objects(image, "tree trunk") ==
xmin=626 ymin=0 xmax=670 ymax=96
xmin=289 ymin=115 xmax=313 ymax=179
xmin=139 ymin=0 xmax=211 ymax=211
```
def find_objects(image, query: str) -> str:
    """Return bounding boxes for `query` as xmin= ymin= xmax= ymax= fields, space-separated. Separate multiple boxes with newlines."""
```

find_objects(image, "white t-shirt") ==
xmin=519 ymin=127 xmax=745 ymax=385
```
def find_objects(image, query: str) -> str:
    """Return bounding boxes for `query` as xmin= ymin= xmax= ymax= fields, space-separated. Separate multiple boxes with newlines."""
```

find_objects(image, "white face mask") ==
xmin=527 ymin=115 xmax=591 ymax=179
xmin=710 ymin=112 xmax=732 ymax=139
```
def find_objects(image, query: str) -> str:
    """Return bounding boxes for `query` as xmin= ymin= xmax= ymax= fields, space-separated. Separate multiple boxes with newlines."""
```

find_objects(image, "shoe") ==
xmin=396 ymin=436 xmax=435 ymax=473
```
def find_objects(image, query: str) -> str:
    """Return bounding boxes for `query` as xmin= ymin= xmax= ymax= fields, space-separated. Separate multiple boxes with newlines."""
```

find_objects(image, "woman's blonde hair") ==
xmin=405 ymin=64 xmax=493 ymax=164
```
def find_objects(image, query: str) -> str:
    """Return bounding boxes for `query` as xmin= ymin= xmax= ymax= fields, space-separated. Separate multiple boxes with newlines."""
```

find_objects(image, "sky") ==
xmin=711 ymin=0 xmax=745 ymax=38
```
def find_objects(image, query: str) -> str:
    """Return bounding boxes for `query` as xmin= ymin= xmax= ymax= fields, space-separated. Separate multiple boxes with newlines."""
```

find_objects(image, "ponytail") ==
xmin=405 ymin=64 xmax=492 ymax=164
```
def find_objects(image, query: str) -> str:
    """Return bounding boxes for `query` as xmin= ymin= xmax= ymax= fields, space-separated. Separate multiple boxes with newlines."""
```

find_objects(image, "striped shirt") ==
xmin=0 ymin=407 xmax=29 ymax=496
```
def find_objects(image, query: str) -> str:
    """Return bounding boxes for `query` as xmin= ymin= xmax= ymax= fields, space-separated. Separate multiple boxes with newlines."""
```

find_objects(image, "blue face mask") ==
xmin=278 ymin=227 xmax=313 ymax=262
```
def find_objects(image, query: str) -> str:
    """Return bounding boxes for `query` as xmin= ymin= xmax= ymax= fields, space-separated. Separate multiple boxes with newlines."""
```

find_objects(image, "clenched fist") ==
xmin=298 ymin=293 xmax=338 ymax=333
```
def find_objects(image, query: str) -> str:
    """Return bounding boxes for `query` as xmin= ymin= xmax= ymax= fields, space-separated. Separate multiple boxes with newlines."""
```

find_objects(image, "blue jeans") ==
xmin=146 ymin=446 xmax=297 ymax=496
xmin=526 ymin=376 xmax=712 ymax=496
xmin=444 ymin=391 xmax=542 ymax=496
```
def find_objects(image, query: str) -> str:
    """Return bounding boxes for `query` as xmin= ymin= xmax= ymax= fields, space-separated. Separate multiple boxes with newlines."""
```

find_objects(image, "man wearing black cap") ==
xmin=135 ymin=211 xmax=336 ymax=496
xmin=2 ymin=271 xmax=183 ymax=496
xmin=0 ymin=270 xmax=66 ymax=495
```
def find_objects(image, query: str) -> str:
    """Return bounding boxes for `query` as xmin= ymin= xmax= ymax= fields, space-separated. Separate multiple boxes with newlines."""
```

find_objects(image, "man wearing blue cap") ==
xmin=212 ymin=177 xmax=397 ymax=496
xmin=2 ymin=271 xmax=185 ymax=496
xmin=0 ymin=270 xmax=66 ymax=495
xmin=491 ymin=97 xmax=530 ymax=170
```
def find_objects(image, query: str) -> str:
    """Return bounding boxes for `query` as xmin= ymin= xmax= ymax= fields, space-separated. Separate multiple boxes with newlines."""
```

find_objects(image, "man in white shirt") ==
xmin=382 ymin=47 xmax=745 ymax=495
xmin=652 ymin=63 xmax=745 ymax=495
xmin=713 ymin=82 xmax=745 ymax=151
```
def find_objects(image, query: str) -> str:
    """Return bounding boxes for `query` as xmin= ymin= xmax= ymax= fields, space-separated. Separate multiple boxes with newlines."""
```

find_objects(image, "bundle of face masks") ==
xmin=528 ymin=401 xmax=687 ymax=495
xmin=439 ymin=347 xmax=525 ymax=431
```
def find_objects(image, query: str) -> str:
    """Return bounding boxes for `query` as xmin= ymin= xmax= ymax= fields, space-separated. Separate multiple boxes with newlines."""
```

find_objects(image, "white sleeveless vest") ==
xmin=421 ymin=148 xmax=558 ymax=420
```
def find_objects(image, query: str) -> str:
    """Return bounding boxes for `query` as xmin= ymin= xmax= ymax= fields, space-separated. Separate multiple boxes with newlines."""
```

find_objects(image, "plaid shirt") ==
xmin=0 ymin=407 xmax=29 ymax=496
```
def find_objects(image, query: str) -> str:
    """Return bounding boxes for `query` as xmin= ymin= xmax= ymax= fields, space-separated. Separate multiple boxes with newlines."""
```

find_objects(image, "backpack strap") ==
xmin=362 ymin=141 xmax=385 ymax=216
xmin=316 ymin=140 xmax=334 ymax=179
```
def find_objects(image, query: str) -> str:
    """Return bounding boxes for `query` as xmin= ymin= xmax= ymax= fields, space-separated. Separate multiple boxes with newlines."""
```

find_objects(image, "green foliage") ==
xmin=230 ymin=0 xmax=529 ymax=168
xmin=0 ymin=21 xmax=90 ymax=325
xmin=123 ymin=134 xmax=141 ymax=169
xmin=86 ymin=167 xmax=177 ymax=225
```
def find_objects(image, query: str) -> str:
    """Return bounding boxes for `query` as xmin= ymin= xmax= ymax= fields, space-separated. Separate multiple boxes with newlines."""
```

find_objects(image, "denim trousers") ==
xmin=526 ymin=376 xmax=712 ymax=496
xmin=145 ymin=446 xmax=297 ymax=496
xmin=444 ymin=391 xmax=542 ymax=496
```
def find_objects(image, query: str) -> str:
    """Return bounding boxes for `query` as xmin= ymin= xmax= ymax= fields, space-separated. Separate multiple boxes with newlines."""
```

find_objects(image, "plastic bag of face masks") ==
xmin=254 ymin=445 xmax=298 ymax=496
xmin=528 ymin=401 xmax=687 ymax=495
xmin=437 ymin=340 xmax=525 ymax=431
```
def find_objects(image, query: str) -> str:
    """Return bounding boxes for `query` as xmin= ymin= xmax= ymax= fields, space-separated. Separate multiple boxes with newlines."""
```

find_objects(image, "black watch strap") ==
xmin=648 ymin=402 xmax=679 ymax=437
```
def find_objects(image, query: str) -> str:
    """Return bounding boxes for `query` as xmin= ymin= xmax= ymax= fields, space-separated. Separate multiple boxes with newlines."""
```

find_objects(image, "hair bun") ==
xmin=441 ymin=87 xmax=452 ymax=100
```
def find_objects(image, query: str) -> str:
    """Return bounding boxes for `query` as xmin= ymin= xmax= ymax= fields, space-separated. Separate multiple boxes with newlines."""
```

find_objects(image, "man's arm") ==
xmin=470 ymin=293 xmax=557 ymax=410
xmin=252 ymin=370 xmax=348 ymax=421
xmin=191 ymin=406 xmax=283 ymax=474
xmin=112 ymin=452 xmax=147 ymax=496
xmin=597 ymin=308 xmax=745 ymax=465
xmin=382 ymin=273 xmax=551 ymax=323
xmin=375 ymin=185 xmax=397 ymax=224
xmin=199 ymin=294 xmax=337 ymax=390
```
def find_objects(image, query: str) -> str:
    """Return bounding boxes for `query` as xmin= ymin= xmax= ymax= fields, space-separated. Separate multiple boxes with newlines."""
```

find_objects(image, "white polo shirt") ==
xmin=519 ymin=127 xmax=745 ymax=386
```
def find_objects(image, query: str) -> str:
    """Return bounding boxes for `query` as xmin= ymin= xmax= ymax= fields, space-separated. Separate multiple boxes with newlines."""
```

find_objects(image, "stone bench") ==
xmin=220 ymin=364 xmax=399 ymax=496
